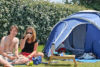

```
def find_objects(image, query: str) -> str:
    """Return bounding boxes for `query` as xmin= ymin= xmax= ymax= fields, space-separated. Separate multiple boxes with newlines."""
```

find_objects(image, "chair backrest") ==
xmin=51 ymin=44 xmax=55 ymax=56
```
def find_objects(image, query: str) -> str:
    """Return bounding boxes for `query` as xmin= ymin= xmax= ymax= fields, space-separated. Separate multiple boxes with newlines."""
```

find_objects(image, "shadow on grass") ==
xmin=50 ymin=64 xmax=71 ymax=66
xmin=45 ymin=64 xmax=77 ymax=67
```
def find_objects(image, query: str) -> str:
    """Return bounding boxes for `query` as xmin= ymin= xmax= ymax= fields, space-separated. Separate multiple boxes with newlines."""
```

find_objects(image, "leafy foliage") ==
xmin=0 ymin=0 xmax=87 ymax=44
xmin=65 ymin=0 xmax=100 ymax=10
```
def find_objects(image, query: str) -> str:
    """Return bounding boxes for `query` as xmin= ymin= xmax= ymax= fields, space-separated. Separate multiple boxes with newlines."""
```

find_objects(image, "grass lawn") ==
xmin=15 ymin=45 xmax=100 ymax=67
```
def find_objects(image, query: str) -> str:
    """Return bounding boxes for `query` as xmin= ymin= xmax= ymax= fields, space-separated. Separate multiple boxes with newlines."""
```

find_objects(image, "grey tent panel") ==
xmin=63 ymin=24 xmax=86 ymax=56
xmin=73 ymin=24 xmax=86 ymax=50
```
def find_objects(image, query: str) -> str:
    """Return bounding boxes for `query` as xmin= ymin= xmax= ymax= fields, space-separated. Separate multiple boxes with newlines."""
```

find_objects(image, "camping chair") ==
xmin=48 ymin=45 xmax=76 ymax=65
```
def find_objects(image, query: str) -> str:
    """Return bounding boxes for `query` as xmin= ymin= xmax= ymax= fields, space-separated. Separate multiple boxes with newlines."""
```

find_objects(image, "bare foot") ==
xmin=4 ymin=64 xmax=13 ymax=67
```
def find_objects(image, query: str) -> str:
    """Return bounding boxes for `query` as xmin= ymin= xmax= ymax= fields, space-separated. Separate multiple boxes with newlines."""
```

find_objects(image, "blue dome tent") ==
xmin=43 ymin=10 xmax=100 ymax=58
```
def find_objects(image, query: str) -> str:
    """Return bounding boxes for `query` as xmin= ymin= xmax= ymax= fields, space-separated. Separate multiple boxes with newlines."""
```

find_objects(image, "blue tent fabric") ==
xmin=93 ymin=41 xmax=100 ymax=59
xmin=54 ymin=19 xmax=88 ymax=49
xmin=43 ymin=10 xmax=100 ymax=58
xmin=85 ymin=24 xmax=100 ymax=53
xmin=44 ymin=22 xmax=67 ymax=55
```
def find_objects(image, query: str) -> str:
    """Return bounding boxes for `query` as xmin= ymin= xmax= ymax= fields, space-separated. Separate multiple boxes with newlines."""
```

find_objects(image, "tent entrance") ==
xmin=56 ymin=24 xmax=87 ymax=57
xmin=57 ymin=24 xmax=100 ymax=58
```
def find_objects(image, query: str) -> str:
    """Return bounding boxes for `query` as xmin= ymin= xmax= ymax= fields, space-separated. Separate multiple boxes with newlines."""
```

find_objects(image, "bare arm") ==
xmin=14 ymin=38 xmax=19 ymax=58
xmin=0 ymin=46 xmax=5 ymax=56
xmin=20 ymin=38 xmax=27 ymax=50
xmin=0 ymin=37 xmax=5 ymax=51
xmin=0 ymin=37 xmax=8 ymax=57
xmin=0 ymin=46 xmax=16 ymax=60
xmin=27 ymin=42 xmax=38 ymax=58
xmin=20 ymin=35 xmax=28 ymax=50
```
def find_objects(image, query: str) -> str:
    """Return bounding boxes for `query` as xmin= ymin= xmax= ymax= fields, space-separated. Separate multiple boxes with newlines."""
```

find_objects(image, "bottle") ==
xmin=60 ymin=52 xmax=64 ymax=56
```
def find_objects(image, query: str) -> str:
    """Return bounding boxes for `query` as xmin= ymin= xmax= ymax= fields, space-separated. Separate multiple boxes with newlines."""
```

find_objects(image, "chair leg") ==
xmin=73 ymin=58 xmax=76 ymax=65
xmin=48 ymin=56 xmax=52 ymax=64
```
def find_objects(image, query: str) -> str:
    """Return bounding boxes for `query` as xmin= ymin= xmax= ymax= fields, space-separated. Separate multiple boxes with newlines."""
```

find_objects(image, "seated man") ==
xmin=0 ymin=46 xmax=13 ymax=67
xmin=0 ymin=25 xmax=19 ymax=65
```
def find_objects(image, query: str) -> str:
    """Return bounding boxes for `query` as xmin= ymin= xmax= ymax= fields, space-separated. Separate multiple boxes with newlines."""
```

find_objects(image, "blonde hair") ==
xmin=25 ymin=26 xmax=36 ymax=42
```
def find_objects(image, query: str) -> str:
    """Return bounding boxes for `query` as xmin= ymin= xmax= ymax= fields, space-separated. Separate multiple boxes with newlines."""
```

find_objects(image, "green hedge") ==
xmin=0 ymin=0 xmax=88 ymax=44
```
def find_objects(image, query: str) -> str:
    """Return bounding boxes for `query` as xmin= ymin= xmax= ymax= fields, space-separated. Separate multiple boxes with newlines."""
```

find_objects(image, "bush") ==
xmin=0 ymin=0 xmax=88 ymax=44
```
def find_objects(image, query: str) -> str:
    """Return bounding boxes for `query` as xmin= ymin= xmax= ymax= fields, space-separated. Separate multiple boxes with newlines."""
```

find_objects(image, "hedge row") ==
xmin=0 ymin=0 xmax=88 ymax=44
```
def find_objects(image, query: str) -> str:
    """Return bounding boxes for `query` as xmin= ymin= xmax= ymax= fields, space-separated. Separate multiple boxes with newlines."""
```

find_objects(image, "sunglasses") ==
xmin=26 ymin=32 xmax=32 ymax=34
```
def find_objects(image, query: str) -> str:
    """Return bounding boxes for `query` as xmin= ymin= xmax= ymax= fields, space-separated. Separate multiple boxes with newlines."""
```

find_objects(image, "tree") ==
xmin=65 ymin=0 xmax=100 ymax=10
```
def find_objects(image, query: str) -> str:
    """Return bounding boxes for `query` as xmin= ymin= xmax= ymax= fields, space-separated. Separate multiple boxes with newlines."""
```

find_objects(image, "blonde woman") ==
xmin=20 ymin=26 xmax=44 ymax=60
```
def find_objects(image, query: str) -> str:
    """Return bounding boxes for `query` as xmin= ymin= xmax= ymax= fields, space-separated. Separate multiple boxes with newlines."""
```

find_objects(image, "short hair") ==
xmin=10 ymin=25 xmax=18 ymax=32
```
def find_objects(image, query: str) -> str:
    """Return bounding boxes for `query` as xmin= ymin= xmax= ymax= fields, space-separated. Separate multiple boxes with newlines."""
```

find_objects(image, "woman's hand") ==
xmin=25 ymin=34 xmax=31 ymax=40
xmin=27 ymin=55 xmax=32 ymax=59
xmin=20 ymin=34 xmax=31 ymax=50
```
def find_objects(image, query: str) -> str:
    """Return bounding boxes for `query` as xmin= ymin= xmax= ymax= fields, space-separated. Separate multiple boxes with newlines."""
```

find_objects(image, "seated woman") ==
xmin=20 ymin=26 xmax=44 ymax=60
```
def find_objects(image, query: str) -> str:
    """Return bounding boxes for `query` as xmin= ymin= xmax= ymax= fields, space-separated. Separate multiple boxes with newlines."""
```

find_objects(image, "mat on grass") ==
xmin=64 ymin=59 xmax=100 ymax=63
xmin=76 ymin=59 xmax=100 ymax=63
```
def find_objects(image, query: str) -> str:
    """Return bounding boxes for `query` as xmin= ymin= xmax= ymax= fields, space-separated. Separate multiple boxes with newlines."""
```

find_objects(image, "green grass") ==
xmin=16 ymin=45 xmax=100 ymax=67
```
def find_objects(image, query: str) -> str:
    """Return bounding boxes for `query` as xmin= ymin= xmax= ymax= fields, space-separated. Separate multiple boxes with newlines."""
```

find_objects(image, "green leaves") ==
xmin=0 ymin=0 xmax=87 ymax=44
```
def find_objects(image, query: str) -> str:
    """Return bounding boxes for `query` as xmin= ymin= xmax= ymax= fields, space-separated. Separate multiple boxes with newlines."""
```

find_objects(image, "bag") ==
xmin=32 ymin=56 xmax=42 ymax=65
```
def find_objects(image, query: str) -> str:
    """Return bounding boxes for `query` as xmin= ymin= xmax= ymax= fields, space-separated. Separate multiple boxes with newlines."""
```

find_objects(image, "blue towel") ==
xmin=76 ymin=59 xmax=100 ymax=63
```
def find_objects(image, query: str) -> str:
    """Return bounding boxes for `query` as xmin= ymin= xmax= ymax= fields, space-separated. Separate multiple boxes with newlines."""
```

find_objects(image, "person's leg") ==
xmin=0 ymin=57 xmax=13 ymax=67
xmin=12 ymin=55 xmax=29 ymax=64
xmin=35 ymin=52 xmax=44 ymax=58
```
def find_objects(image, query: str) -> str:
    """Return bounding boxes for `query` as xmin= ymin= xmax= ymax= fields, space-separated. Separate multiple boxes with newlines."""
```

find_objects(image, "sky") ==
xmin=49 ymin=0 xmax=72 ymax=4
xmin=49 ymin=0 xmax=65 ymax=3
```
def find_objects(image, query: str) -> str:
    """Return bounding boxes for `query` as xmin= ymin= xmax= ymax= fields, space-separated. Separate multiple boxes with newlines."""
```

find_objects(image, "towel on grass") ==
xmin=76 ymin=59 xmax=100 ymax=63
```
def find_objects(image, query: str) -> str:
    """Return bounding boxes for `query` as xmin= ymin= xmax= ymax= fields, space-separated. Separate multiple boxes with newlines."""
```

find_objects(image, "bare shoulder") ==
xmin=14 ymin=37 xmax=19 ymax=42
xmin=1 ymin=36 xmax=7 ymax=41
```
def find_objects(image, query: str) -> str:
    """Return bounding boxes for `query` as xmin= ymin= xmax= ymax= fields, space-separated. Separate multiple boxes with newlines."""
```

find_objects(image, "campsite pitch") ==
xmin=15 ymin=45 xmax=100 ymax=67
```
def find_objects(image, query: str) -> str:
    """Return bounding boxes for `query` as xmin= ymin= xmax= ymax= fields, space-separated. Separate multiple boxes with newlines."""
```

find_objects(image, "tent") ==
xmin=43 ymin=10 xmax=100 ymax=58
